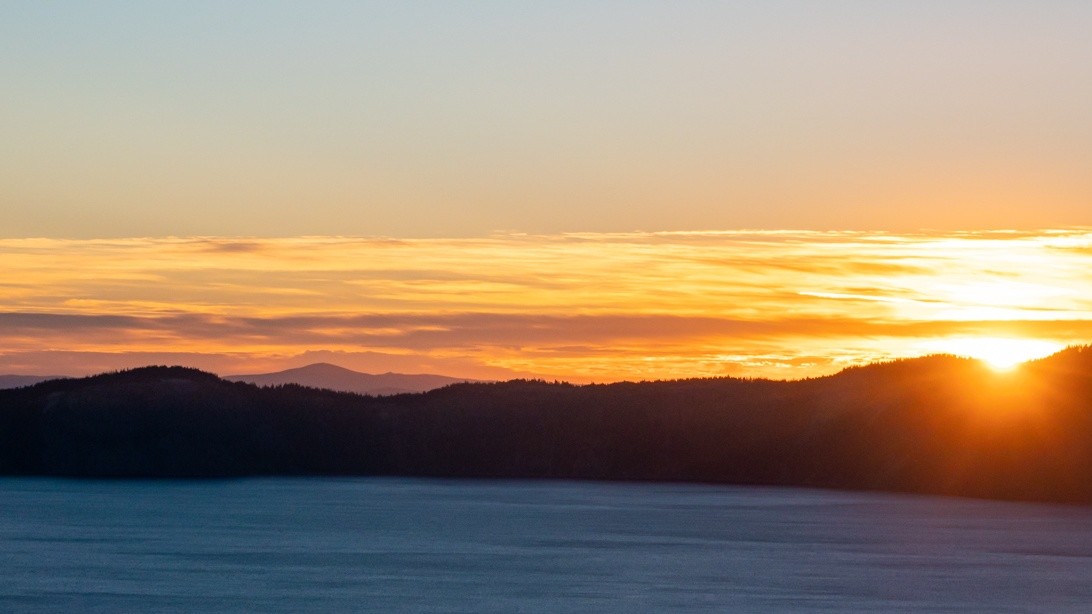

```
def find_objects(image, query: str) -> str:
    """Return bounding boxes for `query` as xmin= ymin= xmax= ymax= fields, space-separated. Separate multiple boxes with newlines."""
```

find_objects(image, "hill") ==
xmin=225 ymin=363 xmax=477 ymax=395
xmin=2 ymin=350 xmax=1092 ymax=503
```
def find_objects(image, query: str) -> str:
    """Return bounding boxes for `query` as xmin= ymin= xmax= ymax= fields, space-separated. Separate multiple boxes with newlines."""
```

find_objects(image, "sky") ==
xmin=3 ymin=230 xmax=1090 ymax=380
xmin=2 ymin=2 xmax=1091 ymax=379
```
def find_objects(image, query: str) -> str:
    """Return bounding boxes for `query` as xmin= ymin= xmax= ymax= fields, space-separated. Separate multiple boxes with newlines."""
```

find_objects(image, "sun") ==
xmin=925 ymin=337 xmax=1064 ymax=371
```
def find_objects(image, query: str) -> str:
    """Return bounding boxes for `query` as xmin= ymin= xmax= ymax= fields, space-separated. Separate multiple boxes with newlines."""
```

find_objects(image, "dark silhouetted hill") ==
xmin=2 ymin=350 xmax=1092 ymax=504
xmin=226 ymin=363 xmax=478 ymax=395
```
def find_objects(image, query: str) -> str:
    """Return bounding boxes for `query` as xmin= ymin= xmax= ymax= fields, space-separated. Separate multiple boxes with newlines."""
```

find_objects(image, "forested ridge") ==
xmin=3 ymin=348 xmax=1092 ymax=503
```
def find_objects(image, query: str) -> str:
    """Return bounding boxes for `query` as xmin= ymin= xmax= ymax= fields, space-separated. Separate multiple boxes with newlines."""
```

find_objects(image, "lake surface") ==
xmin=1 ymin=478 xmax=1090 ymax=612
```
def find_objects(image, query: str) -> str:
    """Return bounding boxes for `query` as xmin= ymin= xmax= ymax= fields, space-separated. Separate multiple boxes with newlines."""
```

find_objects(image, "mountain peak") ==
xmin=282 ymin=363 xmax=363 ymax=375
xmin=226 ymin=364 xmax=478 ymax=395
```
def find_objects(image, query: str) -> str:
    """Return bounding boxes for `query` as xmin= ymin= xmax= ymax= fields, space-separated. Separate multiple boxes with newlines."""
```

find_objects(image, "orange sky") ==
xmin=5 ymin=5 xmax=1092 ymax=381
xmin=2 ymin=229 xmax=1090 ymax=380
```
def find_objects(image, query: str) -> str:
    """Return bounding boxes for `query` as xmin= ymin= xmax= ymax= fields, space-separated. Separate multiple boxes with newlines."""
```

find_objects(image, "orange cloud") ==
xmin=2 ymin=230 xmax=1091 ymax=380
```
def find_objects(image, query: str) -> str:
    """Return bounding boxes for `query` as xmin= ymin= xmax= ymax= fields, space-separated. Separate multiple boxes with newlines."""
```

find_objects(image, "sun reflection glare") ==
xmin=1 ymin=231 xmax=1091 ymax=379
xmin=923 ymin=337 xmax=1064 ymax=371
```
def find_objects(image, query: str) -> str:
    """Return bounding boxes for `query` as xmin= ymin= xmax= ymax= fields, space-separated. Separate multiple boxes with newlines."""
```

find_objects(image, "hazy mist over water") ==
xmin=1 ymin=478 xmax=1090 ymax=612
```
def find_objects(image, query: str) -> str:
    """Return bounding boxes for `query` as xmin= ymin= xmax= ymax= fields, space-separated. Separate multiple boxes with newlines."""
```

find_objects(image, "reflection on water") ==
xmin=1 ymin=478 xmax=1090 ymax=612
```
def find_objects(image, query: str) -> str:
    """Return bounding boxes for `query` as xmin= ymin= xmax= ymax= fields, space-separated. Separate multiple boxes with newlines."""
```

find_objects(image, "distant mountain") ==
xmin=225 ymin=363 xmax=478 ymax=395
xmin=3 ymin=349 xmax=1092 ymax=504
xmin=0 ymin=375 xmax=64 ymax=390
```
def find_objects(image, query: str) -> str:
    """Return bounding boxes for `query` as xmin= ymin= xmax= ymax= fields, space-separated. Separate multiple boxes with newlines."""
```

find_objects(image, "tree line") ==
xmin=2 ymin=349 xmax=1091 ymax=503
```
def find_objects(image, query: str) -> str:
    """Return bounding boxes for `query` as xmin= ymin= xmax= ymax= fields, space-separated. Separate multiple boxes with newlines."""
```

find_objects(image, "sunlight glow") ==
xmin=1 ymin=230 xmax=1091 ymax=380
xmin=923 ymin=337 xmax=1065 ymax=371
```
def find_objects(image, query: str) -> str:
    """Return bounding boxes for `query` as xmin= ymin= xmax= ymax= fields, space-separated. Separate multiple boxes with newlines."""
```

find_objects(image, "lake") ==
xmin=1 ymin=478 xmax=1090 ymax=612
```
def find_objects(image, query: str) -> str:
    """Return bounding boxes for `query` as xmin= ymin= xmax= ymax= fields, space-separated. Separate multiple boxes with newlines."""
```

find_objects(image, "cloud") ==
xmin=0 ymin=312 xmax=143 ymax=329
xmin=2 ymin=229 xmax=1092 ymax=379
xmin=189 ymin=239 xmax=268 ymax=254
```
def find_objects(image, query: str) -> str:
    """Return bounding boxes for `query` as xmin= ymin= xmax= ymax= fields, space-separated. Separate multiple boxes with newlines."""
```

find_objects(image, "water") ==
xmin=1 ymin=478 xmax=1090 ymax=612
